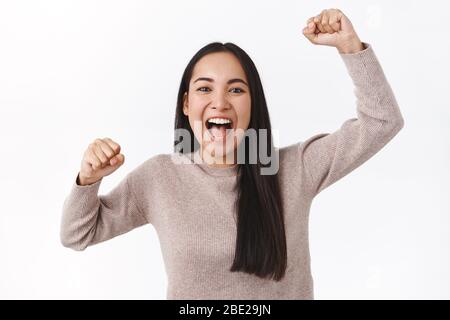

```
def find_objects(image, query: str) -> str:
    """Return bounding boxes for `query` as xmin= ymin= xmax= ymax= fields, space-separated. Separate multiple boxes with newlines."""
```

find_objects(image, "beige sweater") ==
xmin=60 ymin=43 xmax=404 ymax=299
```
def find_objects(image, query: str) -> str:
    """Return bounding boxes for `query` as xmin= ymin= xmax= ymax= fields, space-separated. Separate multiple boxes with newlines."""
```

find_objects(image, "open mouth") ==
xmin=205 ymin=117 xmax=234 ymax=141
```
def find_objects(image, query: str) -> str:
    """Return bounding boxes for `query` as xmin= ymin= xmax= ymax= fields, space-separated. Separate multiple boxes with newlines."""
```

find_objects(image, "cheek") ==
xmin=187 ymin=96 xmax=205 ymax=121
xmin=235 ymin=98 xmax=251 ymax=129
xmin=186 ymin=96 xmax=207 ymax=143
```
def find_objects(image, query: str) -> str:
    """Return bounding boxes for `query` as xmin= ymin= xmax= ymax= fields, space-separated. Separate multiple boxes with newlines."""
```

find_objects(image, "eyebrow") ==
xmin=193 ymin=77 xmax=248 ymax=87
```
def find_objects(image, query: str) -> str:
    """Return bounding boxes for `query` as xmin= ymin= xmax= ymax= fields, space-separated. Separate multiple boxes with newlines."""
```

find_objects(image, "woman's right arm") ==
xmin=60 ymin=138 xmax=148 ymax=251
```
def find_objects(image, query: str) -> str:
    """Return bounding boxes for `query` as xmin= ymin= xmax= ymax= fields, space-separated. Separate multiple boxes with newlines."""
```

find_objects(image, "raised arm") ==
xmin=60 ymin=138 xmax=148 ymax=251
xmin=299 ymin=9 xmax=404 ymax=197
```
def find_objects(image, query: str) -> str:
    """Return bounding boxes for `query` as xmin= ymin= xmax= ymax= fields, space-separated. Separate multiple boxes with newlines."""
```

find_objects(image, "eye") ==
xmin=197 ymin=87 xmax=211 ymax=92
xmin=229 ymin=87 xmax=245 ymax=94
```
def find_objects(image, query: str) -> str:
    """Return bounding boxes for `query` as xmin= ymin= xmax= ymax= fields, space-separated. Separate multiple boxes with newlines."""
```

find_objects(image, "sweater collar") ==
xmin=186 ymin=149 xmax=239 ymax=177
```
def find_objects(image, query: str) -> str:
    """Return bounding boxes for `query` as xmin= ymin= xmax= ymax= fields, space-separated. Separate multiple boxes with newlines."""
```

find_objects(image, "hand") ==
xmin=78 ymin=137 xmax=125 ymax=186
xmin=302 ymin=8 xmax=364 ymax=54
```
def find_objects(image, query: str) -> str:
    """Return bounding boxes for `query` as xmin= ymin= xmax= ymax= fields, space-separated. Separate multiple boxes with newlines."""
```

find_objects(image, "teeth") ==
xmin=207 ymin=118 xmax=232 ymax=125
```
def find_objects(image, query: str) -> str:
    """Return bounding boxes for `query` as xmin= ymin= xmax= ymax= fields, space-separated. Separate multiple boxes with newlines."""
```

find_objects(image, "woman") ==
xmin=61 ymin=8 xmax=404 ymax=299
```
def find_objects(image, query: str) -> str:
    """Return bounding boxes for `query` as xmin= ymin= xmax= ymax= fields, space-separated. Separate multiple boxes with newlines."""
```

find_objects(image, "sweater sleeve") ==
xmin=299 ymin=42 xmax=404 ymax=198
xmin=60 ymin=171 xmax=148 ymax=251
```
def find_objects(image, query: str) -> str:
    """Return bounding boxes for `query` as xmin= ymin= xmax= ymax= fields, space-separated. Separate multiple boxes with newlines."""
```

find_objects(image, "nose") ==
xmin=211 ymin=91 xmax=231 ymax=111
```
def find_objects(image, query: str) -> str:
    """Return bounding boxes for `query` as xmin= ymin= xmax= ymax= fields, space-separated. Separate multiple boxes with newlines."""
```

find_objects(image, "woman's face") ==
xmin=183 ymin=51 xmax=251 ymax=165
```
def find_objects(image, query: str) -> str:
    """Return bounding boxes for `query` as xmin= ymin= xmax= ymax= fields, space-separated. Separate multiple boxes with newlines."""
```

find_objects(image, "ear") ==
xmin=182 ymin=92 xmax=189 ymax=116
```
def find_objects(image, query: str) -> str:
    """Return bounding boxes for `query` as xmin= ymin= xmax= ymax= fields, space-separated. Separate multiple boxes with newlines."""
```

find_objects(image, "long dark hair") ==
xmin=174 ymin=42 xmax=287 ymax=281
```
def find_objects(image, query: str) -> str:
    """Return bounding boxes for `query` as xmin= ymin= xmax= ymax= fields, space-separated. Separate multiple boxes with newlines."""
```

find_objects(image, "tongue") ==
xmin=209 ymin=124 xmax=227 ymax=139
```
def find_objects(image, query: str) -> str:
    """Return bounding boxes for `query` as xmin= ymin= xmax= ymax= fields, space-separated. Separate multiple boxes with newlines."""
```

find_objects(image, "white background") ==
xmin=1 ymin=0 xmax=449 ymax=299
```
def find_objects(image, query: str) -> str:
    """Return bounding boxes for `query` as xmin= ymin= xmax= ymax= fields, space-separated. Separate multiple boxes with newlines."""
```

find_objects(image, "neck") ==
xmin=201 ymin=148 xmax=237 ymax=168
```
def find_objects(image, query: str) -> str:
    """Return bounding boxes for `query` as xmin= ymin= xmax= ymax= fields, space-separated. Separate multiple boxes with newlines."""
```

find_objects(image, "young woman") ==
xmin=61 ymin=9 xmax=404 ymax=299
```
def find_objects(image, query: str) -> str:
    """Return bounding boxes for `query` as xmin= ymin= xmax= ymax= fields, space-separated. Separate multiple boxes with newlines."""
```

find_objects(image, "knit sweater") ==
xmin=60 ymin=43 xmax=404 ymax=299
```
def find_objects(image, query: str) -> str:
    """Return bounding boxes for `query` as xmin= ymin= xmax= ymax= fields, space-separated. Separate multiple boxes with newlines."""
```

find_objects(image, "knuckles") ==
xmin=84 ymin=137 xmax=120 ymax=173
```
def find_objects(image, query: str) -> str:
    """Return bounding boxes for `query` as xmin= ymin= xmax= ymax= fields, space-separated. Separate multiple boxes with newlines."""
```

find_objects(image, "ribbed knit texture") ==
xmin=60 ymin=43 xmax=404 ymax=299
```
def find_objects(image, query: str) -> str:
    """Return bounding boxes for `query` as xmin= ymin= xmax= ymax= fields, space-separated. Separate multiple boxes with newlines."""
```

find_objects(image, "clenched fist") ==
xmin=77 ymin=137 xmax=125 ymax=186
xmin=302 ymin=8 xmax=364 ymax=54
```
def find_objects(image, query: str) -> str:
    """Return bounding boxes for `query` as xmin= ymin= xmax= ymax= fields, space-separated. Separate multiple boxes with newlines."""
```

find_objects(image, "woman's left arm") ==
xmin=298 ymin=9 xmax=404 ymax=197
